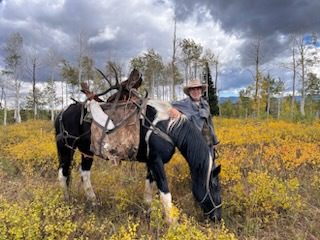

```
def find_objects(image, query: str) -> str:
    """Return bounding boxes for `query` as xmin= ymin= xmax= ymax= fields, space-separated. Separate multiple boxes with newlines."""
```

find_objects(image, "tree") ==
xmin=163 ymin=62 xmax=182 ymax=101
xmin=290 ymin=37 xmax=298 ymax=118
xmin=179 ymin=39 xmax=203 ymax=83
xmin=201 ymin=49 xmax=219 ymax=90
xmin=130 ymin=49 xmax=164 ymax=99
xmin=261 ymin=74 xmax=284 ymax=118
xmin=239 ymin=87 xmax=254 ymax=118
xmin=305 ymin=72 xmax=320 ymax=116
xmin=81 ymin=56 xmax=95 ymax=84
xmin=43 ymin=79 xmax=59 ymax=121
xmin=25 ymin=87 xmax=45 ymax=113
xmin=246 ymin=37 xmax=263 ymax=118
xmin=202 ymin=61 xmax=219 ymax=115
xmin=306 ymin=72 xmax=320 ymax=96
xmin=25 ymin=47 xmax=43 ymax=119
xmin=171 ymin=16 xmax=177 ymax=100
xmin=75 ymin=31 xmax=90 ymax=99
xmin=295 ymin=36 xmax=308 ymax=116
xmin=3 ymin=32 xmax=24 ymax=123
xmin=60 ymin=59 xmax=78 ymax=99
xmin=0 ymin=71 xmax=9 ymax=125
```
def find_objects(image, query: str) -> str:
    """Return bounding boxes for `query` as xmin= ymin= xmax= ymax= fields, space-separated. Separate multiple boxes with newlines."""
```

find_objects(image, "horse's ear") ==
xmin=211 ymin=164 xmax=221 ymax=177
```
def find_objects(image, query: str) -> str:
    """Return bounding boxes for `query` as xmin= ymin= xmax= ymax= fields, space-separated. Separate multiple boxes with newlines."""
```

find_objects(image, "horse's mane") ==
xmin=169 ymin=116 xmax=210 ymax=182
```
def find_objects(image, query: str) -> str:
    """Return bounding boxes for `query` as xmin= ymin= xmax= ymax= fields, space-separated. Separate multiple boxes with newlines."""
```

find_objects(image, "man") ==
xmin=169 ymin=79 xmax=219 ymax=152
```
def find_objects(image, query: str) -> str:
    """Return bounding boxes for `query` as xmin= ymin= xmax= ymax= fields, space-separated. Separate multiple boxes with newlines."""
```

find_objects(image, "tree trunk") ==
xmin=300 ymin=64 xmax=305 ymax=116
xmin=3 ymin=93 xmax=7 ymax=126
xmin=277 ymin=95 xmax=282 ymax=119
xmin=214 ymin=61 xmax=218 ymax=90
xmin=50 ymin=72 xmax=55 ymax=121
xmin=171 ymin=17 xmax=177 ymax=100
xmin=32 ymin=59 xmax=37 ymax=119
xmin=291 ymin=47 xmax=296 ymax=118
xmin=61 ymin=79 xmax=64 ymax=109
xmin=14 ymin=78 xmax=21 ymax=123
xmin=267 ymin=81 xmax=270 ymax=118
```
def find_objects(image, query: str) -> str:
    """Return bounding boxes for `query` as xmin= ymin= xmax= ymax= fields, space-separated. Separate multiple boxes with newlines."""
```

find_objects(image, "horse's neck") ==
xmin=170 ymin=120 xmax=209 ymax=172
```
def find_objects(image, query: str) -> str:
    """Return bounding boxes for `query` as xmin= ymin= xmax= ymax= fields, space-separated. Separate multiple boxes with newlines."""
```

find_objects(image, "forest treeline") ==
xmin=1 ymin=32 xmax=320 ymax=125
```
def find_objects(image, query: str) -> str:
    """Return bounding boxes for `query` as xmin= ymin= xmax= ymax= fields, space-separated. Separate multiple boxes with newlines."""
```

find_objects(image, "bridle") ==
xmin=200 ymin=149 xmax=222 ymax=216
xmin=57 ymin=103 xmax=91 ymax=152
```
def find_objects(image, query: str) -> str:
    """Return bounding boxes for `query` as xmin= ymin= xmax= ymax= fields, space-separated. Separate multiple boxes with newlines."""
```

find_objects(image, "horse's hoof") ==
xmin=165 ymin=216 xmax=178 ymax=225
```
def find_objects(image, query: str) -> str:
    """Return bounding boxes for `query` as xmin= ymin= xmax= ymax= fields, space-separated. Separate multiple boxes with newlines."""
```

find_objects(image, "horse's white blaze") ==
xmin=58 ymin=168 xmax=69 ymax=200
xmin=88 ymin=100 xmax=115 ymax=129
xmin=144 ymin=179 xmax=155 ymax=204
xmin=206 ymin=151 xmax=213 ymax=192
xmin=80 ymin=168 xmax=97 ymax=204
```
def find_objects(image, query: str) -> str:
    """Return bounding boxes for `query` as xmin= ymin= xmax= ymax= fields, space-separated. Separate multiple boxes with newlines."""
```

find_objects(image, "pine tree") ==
xmin=203 ymin=62 xmax=219 ymax=115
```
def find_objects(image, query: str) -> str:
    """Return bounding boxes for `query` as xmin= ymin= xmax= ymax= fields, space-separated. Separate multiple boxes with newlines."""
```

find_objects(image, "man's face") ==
xmin=189 ymin=87 xmax=202 ymax=102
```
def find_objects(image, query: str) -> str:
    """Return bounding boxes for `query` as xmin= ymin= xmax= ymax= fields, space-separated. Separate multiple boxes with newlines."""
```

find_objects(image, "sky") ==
xmin=0 ymin=0 xmax=320 ymax=102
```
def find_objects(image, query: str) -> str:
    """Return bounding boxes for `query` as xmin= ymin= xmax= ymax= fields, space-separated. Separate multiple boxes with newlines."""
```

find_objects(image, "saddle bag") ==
xmin=90 ymin=100 xmax=141 ymax=165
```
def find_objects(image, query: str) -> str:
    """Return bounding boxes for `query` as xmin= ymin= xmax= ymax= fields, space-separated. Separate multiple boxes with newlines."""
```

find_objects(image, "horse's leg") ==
xmin=57 ymin=143 xmax=74 ymax=201
xmin=144 ymin=168 xmax=156 ymax=204
xmin=78 ymin=148 xmax=97 ymax=206
xmin=148 ymin=156 xmax=175 ymax=224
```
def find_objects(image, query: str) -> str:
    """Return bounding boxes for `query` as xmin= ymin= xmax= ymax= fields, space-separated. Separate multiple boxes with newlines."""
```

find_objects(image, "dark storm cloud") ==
xmin=174 ymin=0 xmax=320 ymax=36
xmin=0 ymin=0 xmax=173 ymax=82
xmin=1 ymin=0 xmax=319 ymax=96
xmin=173 ymin=0 xmax=320 ymax=67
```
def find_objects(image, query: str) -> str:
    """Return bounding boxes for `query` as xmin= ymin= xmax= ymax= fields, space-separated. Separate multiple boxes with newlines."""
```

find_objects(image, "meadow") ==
xmin=0 ymin=118 xmax=319 ymax=239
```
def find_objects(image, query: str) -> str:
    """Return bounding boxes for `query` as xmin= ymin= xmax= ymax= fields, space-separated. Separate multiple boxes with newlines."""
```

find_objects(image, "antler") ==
xmin=95 ymin=67 xmax=122 ymax=97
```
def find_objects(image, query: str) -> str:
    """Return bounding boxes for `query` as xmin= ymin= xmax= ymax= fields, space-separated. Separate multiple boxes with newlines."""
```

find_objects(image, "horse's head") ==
xmin=200 ymin=164 xmax=222 ymax=222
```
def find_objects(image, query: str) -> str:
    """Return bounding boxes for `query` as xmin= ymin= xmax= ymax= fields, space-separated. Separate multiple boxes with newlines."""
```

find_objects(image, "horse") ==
xmin=54 ymin=98 xmax=222 ymax=223
xmin=54 ymin=68 xmax=222 ymax=222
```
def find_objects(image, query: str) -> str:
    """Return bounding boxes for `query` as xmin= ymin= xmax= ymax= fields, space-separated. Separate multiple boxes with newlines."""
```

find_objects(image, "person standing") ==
xmin=169 ymin=79 xmax=219 ymax=153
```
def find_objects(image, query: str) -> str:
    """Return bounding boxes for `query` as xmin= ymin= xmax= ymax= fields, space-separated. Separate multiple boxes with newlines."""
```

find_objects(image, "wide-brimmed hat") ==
xmin=183 ymin=79 xmax=207 ymax=95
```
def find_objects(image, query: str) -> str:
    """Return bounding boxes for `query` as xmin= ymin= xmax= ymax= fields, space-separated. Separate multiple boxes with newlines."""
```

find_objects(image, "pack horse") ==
xmin=54 ymin=69 xmax=222 ymax=222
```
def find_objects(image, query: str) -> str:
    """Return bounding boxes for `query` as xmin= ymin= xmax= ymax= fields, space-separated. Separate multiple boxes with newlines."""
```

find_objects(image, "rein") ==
xmin=140 ymin=110 xmax=175 ymax=146
xmin=200 ymin=149 xmax=222 ymax=215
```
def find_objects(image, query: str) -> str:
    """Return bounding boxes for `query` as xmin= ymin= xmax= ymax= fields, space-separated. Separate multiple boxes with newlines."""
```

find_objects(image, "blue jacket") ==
xmin=171 ymin=97 xmax=219 ymax=145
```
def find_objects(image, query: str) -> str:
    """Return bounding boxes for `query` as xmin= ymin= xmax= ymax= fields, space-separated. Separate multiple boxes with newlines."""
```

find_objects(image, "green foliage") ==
xmin=130 ymin=49 xmax=164 ymax=98
xmin=203 ymin=61 xmax=219 ymax=115
xmin=1 ymin=119 xmax=319 ymax=239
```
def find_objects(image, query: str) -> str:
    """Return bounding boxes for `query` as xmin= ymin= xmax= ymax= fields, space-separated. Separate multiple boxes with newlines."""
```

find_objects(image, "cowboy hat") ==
xmin=183 ymin=79 xmax=207 ymax=95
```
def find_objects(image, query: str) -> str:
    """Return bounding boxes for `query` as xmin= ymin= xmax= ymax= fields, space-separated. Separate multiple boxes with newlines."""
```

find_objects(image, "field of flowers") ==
xmin=0 ymin=119 xmax=319 ymax=239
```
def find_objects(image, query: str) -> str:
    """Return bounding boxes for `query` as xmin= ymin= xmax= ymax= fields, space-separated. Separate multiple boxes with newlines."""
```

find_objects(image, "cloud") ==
xmin=0 ymin=0 xmax=319 ymax=99
xmin=89 ymin=26 xmax=120 ymax=44
xmin=173 ymin=0 xmax=320 ymax=67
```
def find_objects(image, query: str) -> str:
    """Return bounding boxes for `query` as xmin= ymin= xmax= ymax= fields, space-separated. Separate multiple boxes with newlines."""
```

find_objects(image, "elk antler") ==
xmin=80 ymin=82 xmax=104 ymax=102
xmin=95 ymin=68 xmax=122 ymax=98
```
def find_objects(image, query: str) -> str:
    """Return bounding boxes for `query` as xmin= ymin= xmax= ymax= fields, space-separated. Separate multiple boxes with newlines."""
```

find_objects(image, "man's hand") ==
xmin=168 ymin=108 xmax=181 ymax=119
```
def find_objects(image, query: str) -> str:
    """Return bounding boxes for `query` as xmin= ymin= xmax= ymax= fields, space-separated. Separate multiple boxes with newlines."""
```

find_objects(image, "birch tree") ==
xmin=46 ymin=49 xmax=61 ymax=118
xmin=246 ymin=37 xmax=263 ymax=118
xmin=0 ymin=71 xmax=8 ymax=125
xmin=171 ymin=16 xmax=177 ymax=100
xmin=25 ymin=47 xmax=43 ymax=119
xmin=179 ymin=39 xmax=203 ymax=84
xmin=3 ymin=32 xmax=24 ymax=123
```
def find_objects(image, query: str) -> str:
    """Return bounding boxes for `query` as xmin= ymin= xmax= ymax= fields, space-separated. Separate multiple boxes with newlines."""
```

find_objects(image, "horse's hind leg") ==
xmin=57 ymin=143 xmax=74 ymax=201
xmin=79 ymin=152 xmax=97 ymax=206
